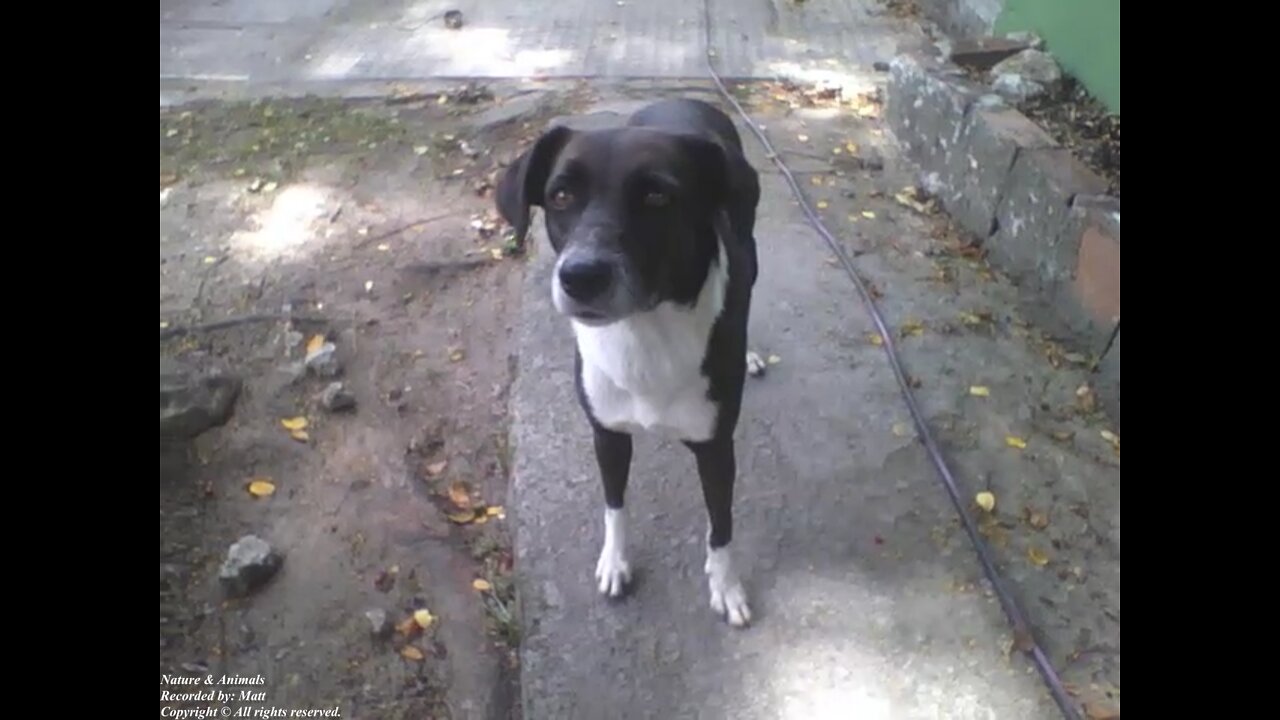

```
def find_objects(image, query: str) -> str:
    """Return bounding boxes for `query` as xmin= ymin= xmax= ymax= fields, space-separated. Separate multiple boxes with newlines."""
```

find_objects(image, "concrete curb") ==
xmin=884 ymin=53 xmax=1120 ymax=431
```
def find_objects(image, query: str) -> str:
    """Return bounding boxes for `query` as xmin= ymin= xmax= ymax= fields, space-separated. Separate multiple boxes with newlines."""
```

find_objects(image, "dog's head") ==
xmin=496 ymin=124 xmax=732 ymax=326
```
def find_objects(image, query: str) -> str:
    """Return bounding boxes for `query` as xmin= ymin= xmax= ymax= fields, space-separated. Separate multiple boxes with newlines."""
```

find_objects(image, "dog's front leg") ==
xmin=593 ymin=424 xmax=633 ymax=598
xmin=686 ymin=436 xmax=752 ymax=627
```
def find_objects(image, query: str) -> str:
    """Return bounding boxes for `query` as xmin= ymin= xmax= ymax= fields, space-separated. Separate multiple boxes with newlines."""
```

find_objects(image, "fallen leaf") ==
xmin=1100 ymin=430 xmax=1120 ymax=448
xmin=1051 ymin=430 xmax=1075 ymax=443
xmin=413 ymin=145 xmax=429 ymax=156
xmin=447 ymin=510 xmax=477 ymax=524
xmin=306 ymin=334 xmax=326 ymax=355
xmin=975 ymin=491 xmax=995 ymax=512
xmin=1083 ymin=701 xmax=1120 ymax=720
xmin=203 ymin=256 xmax=218 ymax=265
xmin=413 ymin=609 xmax=435 ymax=629
xmin=426 ymin=461 xmax=449 ymax=477
xmin=867 ymin=333 xmax=884 ymax=346
xmin=247 ymin=479 xmax=276 ymax=498
xmin=960 ymin=312 xmax=984 ymax=326
xmin=797 ymin=134 xmax=810 ymax=142
xmin=969 ymin=385 xmax=991 ymax=397
xmin=364 ymin=280 xmax=374 ymax=293
xmin=861 ymin=210 xmax=876 ymax=219
xmin=767 ymin=354 xmax=782 ymax=365
xmin=281 ymin=416 xmax=309 ymax=431
xmin=472 ymin=578 xmax=492 ymax=592
xmin=395 ymin=616 xmax=419 ymax=636
xmin=810 ymin=176 xmax=823 ymax=186
xmin=1025 ymin=508 xmax=1049 ymax=530
xmin=1027 ymin=546 xmax=1050 ymax=567
xmin=1005 ymin=435 xmax=1027 ymax=450
xmin=485 ymin=505 xmax=504 ymax=517
xmin=377 ymin=243 xmax=391 ymax=252
xmin=400 ymin=646 xmax=425 ymax=661
xmin=448 ymin=481 xmax=472 ymax=509
xmin=448 ymin=347 xmax=465 ymax=362
xmin=290 ymin=429 xmax=310 ymax=442
xmin=489 ymin=247 xmax=504 ymax=260
xmin=845 ymin=141 xmax=858 ymax=154
xmin=262 ymin=181 xmax=279 ymax=193
xmin=892 ymin=422 xmax=910 ymax=437
xmin=816 ymin=200 xmax=829 ymax=209
xmin=899 ymin=319 xmax=925 ymax=337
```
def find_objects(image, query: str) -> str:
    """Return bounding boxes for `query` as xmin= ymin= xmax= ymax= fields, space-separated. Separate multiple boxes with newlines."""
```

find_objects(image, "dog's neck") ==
xmin=571 ymin=239 xmax=728 ymax=398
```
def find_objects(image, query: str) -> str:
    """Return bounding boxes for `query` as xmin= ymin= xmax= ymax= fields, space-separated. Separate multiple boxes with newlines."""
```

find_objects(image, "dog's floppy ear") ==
xmin=672 ymin=133 xmax=736 ymax=211
xmin=495 ymin=124 xmax=574 ymax=253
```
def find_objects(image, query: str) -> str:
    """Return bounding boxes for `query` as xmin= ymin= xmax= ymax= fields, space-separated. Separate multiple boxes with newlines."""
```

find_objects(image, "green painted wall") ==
xmin=994 ymin=0 xmax=1120 ymax=114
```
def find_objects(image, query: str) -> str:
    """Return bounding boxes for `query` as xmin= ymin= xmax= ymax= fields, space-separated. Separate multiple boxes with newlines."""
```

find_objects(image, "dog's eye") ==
xmin=549 ymin=189 xmax=574 ymax=210
xmin=643 ymin=191 xmax=670 ymax=208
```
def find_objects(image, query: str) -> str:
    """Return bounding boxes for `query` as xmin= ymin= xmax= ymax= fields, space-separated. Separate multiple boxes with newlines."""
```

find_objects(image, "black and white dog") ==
xmin=495 ymin=97 xmax=763 ymax=627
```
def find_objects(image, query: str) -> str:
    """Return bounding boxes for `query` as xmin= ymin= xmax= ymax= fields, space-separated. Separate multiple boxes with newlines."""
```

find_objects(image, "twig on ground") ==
xmin=355 ymin=212 xmax=462 ymax=249
xmin=159 ymin=314 xmax=328 ymax=341
xmin=401 ymin=257 xmax=494 ymax=276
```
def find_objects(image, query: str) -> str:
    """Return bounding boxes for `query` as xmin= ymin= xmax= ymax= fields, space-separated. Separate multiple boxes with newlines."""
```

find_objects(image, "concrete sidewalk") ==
xmin=508 ymin=87 xmax=1119 ymax=719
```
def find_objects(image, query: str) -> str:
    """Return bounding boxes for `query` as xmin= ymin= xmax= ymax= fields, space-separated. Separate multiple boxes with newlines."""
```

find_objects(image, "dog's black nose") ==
xmin=559 ymin=258 xmax=614 ymax=302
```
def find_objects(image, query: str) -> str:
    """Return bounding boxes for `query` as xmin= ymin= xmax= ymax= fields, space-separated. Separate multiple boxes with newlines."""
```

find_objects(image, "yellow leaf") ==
xmin=900 ymin=319 xmax=925 ymax=337
xmin=472 ymin=514 xmax=489 ymax=525
xmin=281 ymin=417 xmax=309 ymax=431
xmin=1100 ymin=430 xmax=1120 ymax=448
xmin=797 ymin=134 xmax=810 ymax=142
xmin=831 ymin=147 xmax=842 ymax=155
xmin=290 ymin=429 xmax=310 ymax=442
xmin=489 ymin=248 xmax=504 ymax=260
xmin=861 ymin=211 xmax=876 ymax=219
xmin=767 ymin=354 xmax=782 ymax=365
xmin=975 ymin=491 xmax=995 ymax=512
xmin=377 ymin=243 xmax=391 ymax=252
xmin=969 ymin=385 xmax=990 ymax=397
xmin=448 ymin=481 xmax=471 ymax=509
xmin=1005 ymin=435 xmax=1027 ymax=450
xmin=892 ymin=422 xmax=909 ymax=437
xmin=485 ymin=506 xmax=504 ymax=516
xmin=447 ymin=511 xmax=477 ymax=524
xmin=867 ymin=333 xmax=884 ymax=346
xmin=816 ymin=200 xmax=829 ymax=209
xmin=305 ymin=334 xmax=326 ymax=355
xmin=247 ymin=479 xmax=276 ymax=498
xmin=960 ymin=312 xmax=983 ymax=325
xmin=426 ymin=461 xmax=448 ymax=477
xmin=845 ymin=141 xmax=858 ymax=154
xmin=203 ymin=256 xmax=218 ymax=265
xmin=400 ymin=646 xmax=425 ymax=661
xmin=449 ymin=348 xmax=465 ymax=362
xmin=810 ymin=176 xmax=823 ymax=186
xmin=473 ymin=579 xmax=492 ymax=592
xmin=413 ymin=609 xmax=435 ymax=629
xmin=1027 ymin=546 xmax=1050 ymax=567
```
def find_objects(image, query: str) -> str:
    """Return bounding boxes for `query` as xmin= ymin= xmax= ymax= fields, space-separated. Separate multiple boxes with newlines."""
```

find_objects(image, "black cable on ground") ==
xmin=698 ymin=4 xmax=1082 ymax=719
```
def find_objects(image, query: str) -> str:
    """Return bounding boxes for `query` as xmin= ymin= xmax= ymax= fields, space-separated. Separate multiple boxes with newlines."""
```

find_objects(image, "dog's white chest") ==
xmin=573 ymin=245 xmax=727 ymax=443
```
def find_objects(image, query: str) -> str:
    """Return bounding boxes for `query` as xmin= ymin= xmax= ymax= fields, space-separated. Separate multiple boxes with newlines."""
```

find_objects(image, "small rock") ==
xmin=873 ymin=61 xmax=890 ymax=72
xmin=321 ymin=382 xmax=357 ymax=412
xmin=366 ymin=608 xmax=392 ymax=638
xmin=477 ymin=91 xmax=554 ymax=132
xmin=1004 ymin=31 xmax=1044 ymax=50
xmin=160 ymin=358 xmax=242 ymax=443
xmin=443 ymin=10 xmax=463 ymax=29
xmin=992 ymin=73 xmax=1048 ymax=103
xmin=219 ymin=535 xmax=283 ymax=598
xmin=284 ymin=330 xmax=305 ymax=349
xmin=305 ymin=342 xmax=343 ymax=378
xmin=990 ymin=49 xmax=1061 ymax=86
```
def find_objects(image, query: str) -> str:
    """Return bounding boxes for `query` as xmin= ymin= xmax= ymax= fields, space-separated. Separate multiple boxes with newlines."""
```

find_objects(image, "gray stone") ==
xmin=365 ymin=608 xmax=392 ymax=638
xmin=990 ymin=49 xmax=1061 ymax=86
xmin=305 ymin=342 xmax=342 ymax=378
xmin=219 ymin=535 xmax=283 ymax=598
xmin=321 ymin=382 xmax=357 ymax=412
xmin=476 ymin=91 xmax=555 ymax=132
xmin=160 ymin=358 xmax=242 ymax=443
xmin=943 ymin=106 xmax=1058 ymax=239
xmin=886 ymin=56 xmax=989 ymax=191
xmin=1004 ymin=30 xmax=1045 ymax=50
xmin=989 ymin=148 xmax=1108 ymax=293
xmin=992 ymin=73 xmax=1047 ymax=103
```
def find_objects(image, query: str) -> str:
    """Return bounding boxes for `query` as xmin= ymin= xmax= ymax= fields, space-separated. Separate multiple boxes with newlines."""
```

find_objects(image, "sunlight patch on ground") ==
xmin=229 ymin=183 xmax=333 ymax=265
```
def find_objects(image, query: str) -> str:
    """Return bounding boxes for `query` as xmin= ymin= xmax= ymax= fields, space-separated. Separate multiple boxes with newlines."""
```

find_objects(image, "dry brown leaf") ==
xmin=413 ymin=609 xmax=435 ymax=629
xmin=969 ymin=385 xmax=990 ymax=397
xmin=1005 ymin=435 xmax=1027 ymax=450
xmin=306 ymin=334 xmax=326 ymax=355
xmin=290 ymin=429 xmax=310 ymax=442
xmin=975 ymin=491 xmax=995 ymax=512
xmin=900 ymin=319 xmax=925 ymax=337
xmin=448 ymin=481 xmax=472 ymax=509
xmin=247 ymin=479 xmax=276 ymax=498
xmin=472 ymin=514 xmax=489 ymax=525
xmin=1027 ymin=546 xmax=1050 ymax=567
xmin=1024 ymin=507 xmax=1049 ymax=530
xmin=426 ymin=461 xmax=448 ymax=477
xmin=447 ymin=510 xmax=477 ymax=524
xmin=400 ymin=646 xmax=425 ymax=661
xmin=396 ymin=616 xmax=420 ymax=636
xmin=1083 ymin=701 xmax=1120 ymax=720
xmin=281 ymin=416 xmax=309 ymax=431
xmin=472 ymin=578 xmax=492 ymax=592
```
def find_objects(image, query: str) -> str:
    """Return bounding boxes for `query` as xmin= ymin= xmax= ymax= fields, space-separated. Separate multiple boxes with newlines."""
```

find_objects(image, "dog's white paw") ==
xmin=746 ymin=350 xmax=767 ymax=378
xmin=706 ymin=545 xmax=752 ymax=627
xmin=595 ymin=508 xmax=630 ymax=598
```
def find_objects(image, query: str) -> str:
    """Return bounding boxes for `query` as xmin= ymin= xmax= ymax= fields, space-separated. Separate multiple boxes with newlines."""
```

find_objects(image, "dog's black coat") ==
xmin=496 ymin=98 xmax=761 ymax=622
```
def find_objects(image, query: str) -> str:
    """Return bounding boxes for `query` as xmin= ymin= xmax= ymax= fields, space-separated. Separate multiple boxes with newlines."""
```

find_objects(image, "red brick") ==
xmin=1073 ymin=224 xmax=1120 ymax=325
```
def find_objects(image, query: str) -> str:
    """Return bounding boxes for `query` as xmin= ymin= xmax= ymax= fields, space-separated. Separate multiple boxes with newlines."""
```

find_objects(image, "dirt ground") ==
xmin=159 ymin=83 xmax=592 ymax=720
